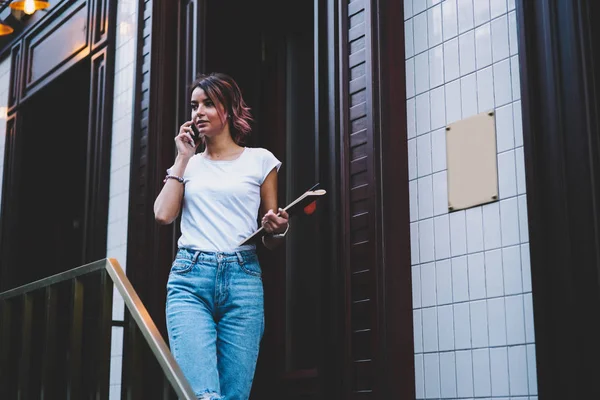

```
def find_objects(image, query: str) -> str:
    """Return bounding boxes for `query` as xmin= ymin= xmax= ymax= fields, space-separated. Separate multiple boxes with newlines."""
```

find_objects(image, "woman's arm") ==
xmin=260 ymin=168 xmax=289 ymax=249
xmin=154 ymin=122 xmax=198 ymax=225
xmin=153 ymin=155 xmax=190 ymax=224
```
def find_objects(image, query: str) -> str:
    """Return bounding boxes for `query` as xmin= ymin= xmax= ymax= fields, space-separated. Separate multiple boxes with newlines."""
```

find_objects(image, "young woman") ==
xmin=154 ymin=72 xmax=289 ymax=399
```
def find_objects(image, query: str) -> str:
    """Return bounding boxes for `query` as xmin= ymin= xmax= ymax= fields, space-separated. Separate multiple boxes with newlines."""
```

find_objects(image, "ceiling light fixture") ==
xmin=9 ymin=0 xmax=50 ymax=15
xmin=0 ymin=22 xmax=14 ymax=36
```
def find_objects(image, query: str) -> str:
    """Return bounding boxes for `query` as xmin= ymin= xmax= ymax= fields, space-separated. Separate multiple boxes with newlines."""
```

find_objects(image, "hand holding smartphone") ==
xmin=190 ymin=123 xmax=201 ymax=144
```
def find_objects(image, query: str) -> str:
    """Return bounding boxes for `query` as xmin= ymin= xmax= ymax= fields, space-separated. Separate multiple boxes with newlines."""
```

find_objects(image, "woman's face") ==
xmin=190 ymin=87 xmax=228 ymax=138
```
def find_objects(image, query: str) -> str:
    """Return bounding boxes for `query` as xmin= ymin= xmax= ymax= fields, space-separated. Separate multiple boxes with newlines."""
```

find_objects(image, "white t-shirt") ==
xmin=171 ymin=147 xmax=281 ymax=252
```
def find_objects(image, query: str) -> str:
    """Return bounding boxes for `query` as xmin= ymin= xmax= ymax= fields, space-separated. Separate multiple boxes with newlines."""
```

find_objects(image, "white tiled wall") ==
xmin=0 ymin=57 xmax=11 ymax=212
xmin=405 ymin=0 xmax=537 ymax=399
xmin=107 ymin=0 xmax=139 ymax=398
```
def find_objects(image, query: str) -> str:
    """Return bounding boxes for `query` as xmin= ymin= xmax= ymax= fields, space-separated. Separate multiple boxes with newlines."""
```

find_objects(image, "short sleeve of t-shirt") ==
xmin=260 ymin=148 xmax=282 ymax=183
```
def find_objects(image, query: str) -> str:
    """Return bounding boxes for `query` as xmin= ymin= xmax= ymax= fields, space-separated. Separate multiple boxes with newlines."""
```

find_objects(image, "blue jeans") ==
xmin=166 ymin=248 xmax=264 ymax=400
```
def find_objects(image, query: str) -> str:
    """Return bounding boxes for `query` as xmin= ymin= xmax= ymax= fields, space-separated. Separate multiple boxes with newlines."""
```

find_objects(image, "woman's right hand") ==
xmin=175 ymin=121 xmax=199 ymax=158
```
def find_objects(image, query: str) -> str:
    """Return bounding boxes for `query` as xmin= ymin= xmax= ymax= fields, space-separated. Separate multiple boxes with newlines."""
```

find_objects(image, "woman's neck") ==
xmin=203 ymin=133 xmax=243 ymax=160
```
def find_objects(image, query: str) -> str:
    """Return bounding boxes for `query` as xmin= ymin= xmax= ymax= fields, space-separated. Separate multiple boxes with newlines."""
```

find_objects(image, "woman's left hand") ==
xmin=261 ymin=208 xmax=289 ymax=234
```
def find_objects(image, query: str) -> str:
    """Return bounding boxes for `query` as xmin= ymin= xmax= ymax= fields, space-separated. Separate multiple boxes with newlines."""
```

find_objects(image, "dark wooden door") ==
xmin=177 ymin=1 xmax=333 ymax=398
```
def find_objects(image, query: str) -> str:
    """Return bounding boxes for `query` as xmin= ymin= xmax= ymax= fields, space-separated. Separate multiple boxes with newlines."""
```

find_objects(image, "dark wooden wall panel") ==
xmin=83 ymin=46 xmax=114 ymax=263
xmin=90 ymin=0 xmax=114 ymax=51
xmin=0 ymin=116 xmax=20 ymax=291
xmin=21 ymin=1 xmax=90 ymax=101
xmin=28 ymin=5 xmax=88 ymax=84
xmin=7 ymin=43 xmax=22 ymax=112
xmin=341 ymin=0 xmax=377 ymax=397
xmin=516 ymin=0 xmax=600 ymax=397
xmin=339 ymin=0 xmax=414 ymax=398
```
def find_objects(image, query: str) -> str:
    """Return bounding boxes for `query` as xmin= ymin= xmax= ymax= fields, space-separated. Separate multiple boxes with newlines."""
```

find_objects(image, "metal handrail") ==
xmin=0 ymin=258 xmax=196 ymax=399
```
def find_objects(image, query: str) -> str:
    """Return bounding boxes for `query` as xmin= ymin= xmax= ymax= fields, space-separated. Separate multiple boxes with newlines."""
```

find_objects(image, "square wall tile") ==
xmin=483 ymin=201 xmax=502 ymax=250
xmin=407 ymin=59 xmax=416 ymax=98
xmin=509 ymin=345 xmax=529 ymax=396
xmin=468 ymin=252 xmax=486 ymax=300
xmin=415 ymin=52 xmax=430 ymax=94
xmin=455 ymin=350 xmax=474 ymax=397
xmin=439 ymin=352 xmax=457 ymax=397
xmin=491 ymin=15 xmax=510 ymax=62
xmin=477 ymin=66 xmax=495 ymax=113
xmin=450 ymin=211 xmax=467 ymax=257
xmin=497 ymin=149 xmax=517 ymax=199
xmin=433 ymin=171 xmax=449 ymax=216
xmin=434 ymin=215 xmax=451 ymax=261
xmin=491 ymin=0 xmax=508 ymax=19
xmin=416 ymin=92 xmax=432 ymax=135
xmin=411 ymin=222 xmax=421 ymax=265
xmin=424 ymin=353 xmax=441 ymax=399
xmin=445 ymin=79 xmax=462 ymax=124
xmin=438 ymin=304 xmax=455 ymax=351
xmin=415 ymin=354 xmax=425 ymax=398
xmin=487 ymin=297 xmax=507 ymax=346
xmin=460 ymin=73 xmax=478 ymax=119
xmin=505 ymin=294 xmax=526 ymax=345
xmin=414 ymin=11 xmax=429 ymax=54
xmin=494 ymin=59 xmax=513 ymax=106
xmin=436 ymin=259 xmax=453 ymax=304
xmin=470 ymin=300 xmax=489 ymax=348
xmin=442 ymin=0 xmax=458 ymax=40
xmin=430 ymin=86 xmax=447 ymax=130
xmin=421 ymin=262 xmax=437 ymax=307
xmin=472 ymin=348 xmax=491 ymax=397
xmin=457 ymin=0 xmax=474 ymax=34
xmin=475 ymin=23 xmax=492 ymax=69
xmin=502 ymin=245 xmax=522 ymax=295
xmin=418 ymin=176 xmax=434 ymax=219
xmin=452 ymin=256 xmax=469 ymax=302
xmin=413 ymin=265 xmax=422 ymax=307
xmin=431 ymin=128 xmax=447 ymax=172
xmin=490 ymin=347 xmax=510 ymax=396
xmin=405 ymin=19 xmax=415 ymax=58
xmin=444 ymin=38 xmax=460 ymax=82
xmin=465 ymin=207 xmax=484 ymax=253
xmin=454 ymin=302 xmax=472 ymax=349
xmin=428 ymin=5 xmax=444 ymax=48
xmin=459 ymin=31 xmax=476 ymax=75
xmin=495 ymin=103 xmax=515 ymax=153
xmin=500 ymin=197 xmax=520 ymax=246
xmin=419 ymin=218 xmax=436 ymax=263
xmin=414 ymin=309 xmax=424 ymax=352
xmin=473 ymin=0 xmax=490 ymax=26
xmin=509 ymin=10 xmax=518 ymax=55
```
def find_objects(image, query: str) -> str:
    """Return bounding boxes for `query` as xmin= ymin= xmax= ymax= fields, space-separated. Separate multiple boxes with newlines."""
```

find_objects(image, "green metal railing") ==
xmin=0 ymin=258 xmax=195 ymax=399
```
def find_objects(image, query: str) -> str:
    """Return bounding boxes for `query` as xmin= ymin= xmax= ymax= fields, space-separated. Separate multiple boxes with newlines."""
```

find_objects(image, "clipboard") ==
xmin=237 ymin=183 xmax=327 ymax=247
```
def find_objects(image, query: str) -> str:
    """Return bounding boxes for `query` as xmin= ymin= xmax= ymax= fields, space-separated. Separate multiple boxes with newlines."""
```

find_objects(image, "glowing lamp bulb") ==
xmin=24 ymin=0 xmax=36 ymax=15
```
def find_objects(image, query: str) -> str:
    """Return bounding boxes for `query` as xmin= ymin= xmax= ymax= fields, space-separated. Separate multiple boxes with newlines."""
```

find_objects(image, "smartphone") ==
xmin=190 ymin=123 xmax=201 ymax=144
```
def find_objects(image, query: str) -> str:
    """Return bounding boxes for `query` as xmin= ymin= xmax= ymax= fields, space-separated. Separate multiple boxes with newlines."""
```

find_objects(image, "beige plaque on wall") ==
xmin=446 ymin=111 xmax=499 ymax=211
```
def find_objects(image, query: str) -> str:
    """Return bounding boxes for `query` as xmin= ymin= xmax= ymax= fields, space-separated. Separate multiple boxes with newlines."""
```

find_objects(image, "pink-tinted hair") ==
xmin=190 ymin=73 xmax=253 ymax=144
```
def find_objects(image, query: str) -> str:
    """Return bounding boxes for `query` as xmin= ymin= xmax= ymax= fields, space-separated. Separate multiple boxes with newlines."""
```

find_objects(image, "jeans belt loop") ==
xmin=236 ymin=251 xmax=244 ymax=265
xmin=192 ymin=250 xmax=200 ymax=264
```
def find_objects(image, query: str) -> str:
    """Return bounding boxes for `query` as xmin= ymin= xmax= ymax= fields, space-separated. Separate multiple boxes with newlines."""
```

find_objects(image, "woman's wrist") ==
xmin=170 ymin=154 xmax=191 ymax=176
xmin=270 ymin=221 xmax=289 ymax=238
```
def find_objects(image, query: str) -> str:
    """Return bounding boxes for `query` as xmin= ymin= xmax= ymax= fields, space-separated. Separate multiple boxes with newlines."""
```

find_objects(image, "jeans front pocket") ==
xmin=239 ymin=258 xmax=261 ymax=278
xmin=170 ymin=258 xmax=194 ymax=274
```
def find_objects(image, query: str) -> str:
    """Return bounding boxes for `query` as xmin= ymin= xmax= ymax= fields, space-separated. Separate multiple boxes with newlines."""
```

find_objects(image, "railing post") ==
xmin=17 ymin=294 xmax=33 ymax=400
xmin=94 ymin=270 xmax=113 ymax=399
xmin=40 ymin=286 xmax=57 ymax=400
xmin=0 ymin=299 xmax=12 ymax=398
xmin=67 ymin=278 xmax=84 ymax=400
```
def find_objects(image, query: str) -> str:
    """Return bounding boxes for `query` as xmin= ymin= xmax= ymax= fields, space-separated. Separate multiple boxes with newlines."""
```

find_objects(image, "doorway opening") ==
xmin=197 ymin=1 xmax=324 ymax=397
xmin=11 ymin=61 xmax=90 ymax=287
